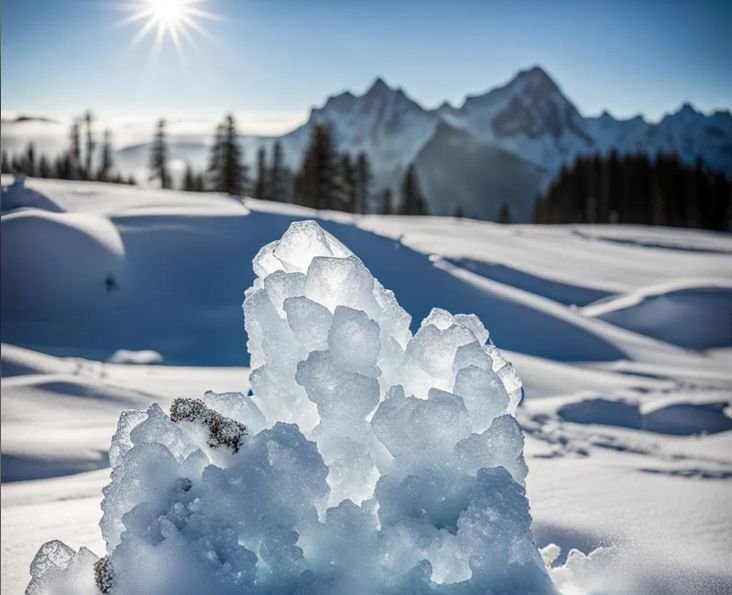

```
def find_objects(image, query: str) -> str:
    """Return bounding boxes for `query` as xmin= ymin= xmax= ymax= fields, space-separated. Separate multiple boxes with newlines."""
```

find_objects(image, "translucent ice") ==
xmin=29 ymin=220 xmax=550 ymax=594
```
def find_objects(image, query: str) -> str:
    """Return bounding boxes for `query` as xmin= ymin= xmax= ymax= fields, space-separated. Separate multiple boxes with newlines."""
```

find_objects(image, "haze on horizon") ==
xmin=2 ymin=0 xmax=731 ymax=135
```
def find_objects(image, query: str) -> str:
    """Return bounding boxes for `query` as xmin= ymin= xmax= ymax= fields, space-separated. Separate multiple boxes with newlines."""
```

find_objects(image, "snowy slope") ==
xmin=1 ymin=178 xmax=731 ymax=594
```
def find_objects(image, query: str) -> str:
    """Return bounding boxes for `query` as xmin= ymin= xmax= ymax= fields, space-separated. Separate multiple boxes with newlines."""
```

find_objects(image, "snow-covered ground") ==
xmin=2 ymin=177 xmax=731 ymax=593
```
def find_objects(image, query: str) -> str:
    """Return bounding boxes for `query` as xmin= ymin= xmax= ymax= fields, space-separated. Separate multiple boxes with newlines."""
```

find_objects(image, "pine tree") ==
xmin=337 ymin=153 xmax=357 ymax=212
xmin=84 ymin=111 xmax=95 ymax=180
xmin=38 ymin=154 xmax=53 ymax=178
xmin=497 ymin=202 xmax=511 ymax=224
xmin=98 ymin=130 xmax=114 ymax=181
xmin=183 ymin=163 xmax=195 ymax=191
xmin=535 ymin=151 xmax=730 ymax=231
xmin=398 ymin=164 xmax=428 ymax=215
xmin=355 ymin=152 xmax=371 ymax=214
xmin=294 ymin=123 xmax=337 ymax=210
xmin=380 ymin=189 xmax=393 ymax=215
xmin=208 ymin=115 xmax=247 ymax=196
xmin=254 ymin=146 xmax=267 ymax=199
xmin=150 ymin=119 xmax=171 ymax=189
xmin=24 ymin=143 xmax=37 ymax=176
xmin=69 ymin=119 xmax=82 ymax=179
xmin=269 ymin=140 xmax=287 ymax=202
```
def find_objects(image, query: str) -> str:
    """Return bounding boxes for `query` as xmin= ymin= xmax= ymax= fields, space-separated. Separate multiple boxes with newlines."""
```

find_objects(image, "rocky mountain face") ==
xmin=276 ymin=66 xmax=731 ymax=220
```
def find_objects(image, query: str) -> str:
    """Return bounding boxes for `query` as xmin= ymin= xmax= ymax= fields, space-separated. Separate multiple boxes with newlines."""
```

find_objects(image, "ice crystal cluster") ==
xmin=27 ymin=221 xmax=554 ymax=594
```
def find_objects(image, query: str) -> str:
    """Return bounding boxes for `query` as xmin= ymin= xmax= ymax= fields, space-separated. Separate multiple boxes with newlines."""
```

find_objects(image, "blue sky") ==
xmin=2 ymin=0 xmax=730 ymax=133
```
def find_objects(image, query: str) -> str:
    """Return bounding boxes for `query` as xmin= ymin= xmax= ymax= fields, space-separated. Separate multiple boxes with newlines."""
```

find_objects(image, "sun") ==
xmin=121 ymin=0 xmax=217 ymax=55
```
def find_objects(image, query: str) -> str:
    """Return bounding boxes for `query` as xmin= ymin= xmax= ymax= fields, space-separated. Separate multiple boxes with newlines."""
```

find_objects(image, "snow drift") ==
xmin=26 ymin=221 xmax=556 ymax=594
xmin=1 ymin=208 xmax=126 ymax=317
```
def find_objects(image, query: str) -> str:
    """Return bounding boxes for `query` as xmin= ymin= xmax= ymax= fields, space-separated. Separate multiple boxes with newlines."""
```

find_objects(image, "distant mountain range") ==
xmin=3 ymin=66 xmax=731 ymax=220
xmin=278 ymin=66 xmax=731 ymax=220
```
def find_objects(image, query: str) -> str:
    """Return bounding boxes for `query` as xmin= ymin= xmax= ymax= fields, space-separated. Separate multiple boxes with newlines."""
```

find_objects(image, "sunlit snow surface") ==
xmin=25 ymin=221 xmax=557 ymax=594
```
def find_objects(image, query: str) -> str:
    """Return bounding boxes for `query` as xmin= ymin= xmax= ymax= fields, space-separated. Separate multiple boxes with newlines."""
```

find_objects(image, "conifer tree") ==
xmin=84 ymin=111 xmax=95 ymax=180
xmin=269 ymin=140 xmax=287 ymax=202
xmin=294 ymin=123 xmax=337 ymax=209
xmin=380 ymin=189 xmax=393 ymax=215
xmin=38 ymin=155 xmax=53 ymax=178
xmin=24 ymin=143 xmax=37 ymax=176
xmin=355 ymin=152 xmax=371 ymax=214
xmin=69 ymin=119 xmax=82 ymax=178
xmin=398 ymin=163 xmax=428 ymax=215
xmin=254 ymin=146 xmax=267 ymax=199
xmin=208 ymin=115 xmax=247 ymax=196
xmin=98 ymin=130 xmax=114 ymax=181
xmin=535 ymin=151 xmax=730 ymax=231
xmin=150 ymin=119 xmax=171 ymax=189
xmin=497 ymin=202 xmax=511 ymax=224
xmin=337 ymin=153 xmax=357 ymax=212
xmin=183 ymin=163 xmax=195 ymax=191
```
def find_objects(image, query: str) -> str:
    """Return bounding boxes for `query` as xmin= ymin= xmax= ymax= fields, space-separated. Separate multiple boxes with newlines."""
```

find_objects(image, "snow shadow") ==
xmin=2 ymin=207 xmax=627 ymax=365
xmin=445 ymin=257 xmax=613 ymax=306
xmin=558 ymin=398 xmax=732 ymax=435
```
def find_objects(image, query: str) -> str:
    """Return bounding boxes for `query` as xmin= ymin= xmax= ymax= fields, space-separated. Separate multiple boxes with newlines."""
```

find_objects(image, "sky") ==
xmin=2 ymin=0 xmax=731 ymax=134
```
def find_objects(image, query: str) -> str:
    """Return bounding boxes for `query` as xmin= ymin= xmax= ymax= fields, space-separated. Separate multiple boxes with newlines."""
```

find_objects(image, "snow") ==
xmin=1 ymin=178 xmax=731 ymax=594
xmin=581 ymin=280 xmax=732 ymax=350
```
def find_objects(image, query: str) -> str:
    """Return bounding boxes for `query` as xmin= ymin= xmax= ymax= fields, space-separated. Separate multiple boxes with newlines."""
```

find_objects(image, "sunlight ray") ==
xmin=119 ymin=0 xmax=218 ymax=55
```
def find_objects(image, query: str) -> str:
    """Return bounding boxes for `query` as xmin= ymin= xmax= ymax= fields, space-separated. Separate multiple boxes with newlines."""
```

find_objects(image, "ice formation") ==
xmin=27 ymin=220 xmax=555 ymax=595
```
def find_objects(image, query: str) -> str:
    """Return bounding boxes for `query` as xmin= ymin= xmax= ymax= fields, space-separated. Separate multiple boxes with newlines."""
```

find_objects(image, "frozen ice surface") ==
xmin=29 ymin=220 xmax=549 ymax=594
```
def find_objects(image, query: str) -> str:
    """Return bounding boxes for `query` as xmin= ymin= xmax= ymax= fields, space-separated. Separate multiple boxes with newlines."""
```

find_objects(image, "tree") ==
xmin=534 ymin=151 xmax=730 ymax=231
xmin=182 ymin=163 xmax=205 ymax=192
xmin=355 ymin=152 xmax=371 ymax=214
xmin=183 ymin=163 xmax=195 ymax=191
xmin=150 ymin=119 xmax=171 ymax=189
xmin=379 ymin=188 xmax=393 ymax=215
xmin=1 ymin=150 xmax=10 ymax=173
xmin=98 ymin=130 xmax=114 ymax=181
xmin=398 ymin=163 xmax=428 ymax=215
xmin=208 ymin=114 xmax=247 ymax=196
xmin=294 ymin=122 xmax=337 ymax=210
xmin=336 ymin=153 xmax=356 ymax=212
xmin=269 ymin=140 xmax=287 ymax=202
xmin=84 ymin=111 xmax=95 ymax=180
xmin=254 ymin=147 xmax=267 ymax=199
xmin=21 ymin=143 xmax=37 ymax=176
xmin=69 ymin=119 xmax=82 ymax=178
xmin=38 ymin=155 xmax=53 ymax=178
xmin=497 ymin=202 xmax=511 ymax=224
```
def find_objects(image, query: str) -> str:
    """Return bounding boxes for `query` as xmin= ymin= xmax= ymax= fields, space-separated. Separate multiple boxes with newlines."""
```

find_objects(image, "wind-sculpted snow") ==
xmin=27 ymin=220 xmax=557 ymax=595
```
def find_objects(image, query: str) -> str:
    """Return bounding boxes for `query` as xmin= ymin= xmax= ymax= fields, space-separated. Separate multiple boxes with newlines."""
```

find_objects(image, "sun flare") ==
xmin=121 ymin=0 xmax=217 ymax=54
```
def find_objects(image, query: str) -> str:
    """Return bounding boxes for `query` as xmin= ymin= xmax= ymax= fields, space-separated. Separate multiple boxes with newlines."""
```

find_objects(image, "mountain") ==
xmin=277 ymin=78 xmax=440 ymax=198
xmin=438 ymin=66 xmax=595 ymax=172
xmin=414 ymin=121 xmax=546 ymax=221
xmin=274 ymin=67 xmax=731 ymax=220
xmin=2 ymin=67 xmax=730 ymax=220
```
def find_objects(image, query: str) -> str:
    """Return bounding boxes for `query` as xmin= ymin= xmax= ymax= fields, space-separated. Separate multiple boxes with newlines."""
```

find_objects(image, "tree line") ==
xmin=165 ymin=117 xmax=429 ymax=215
xmin=533 ymin=151 xmax=730 ymax=230
xmin=2 ymin=110 xmax=429 ymax=216
xmin=1 ymin=112 xmax=135 ymax=185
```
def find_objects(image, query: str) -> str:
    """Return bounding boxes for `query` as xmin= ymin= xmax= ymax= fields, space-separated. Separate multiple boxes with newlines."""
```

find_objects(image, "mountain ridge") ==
xmin=274 ymin=66 xmax=730 ymax=219
xmin=3 ymin=66 xmax=730 ymax=220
